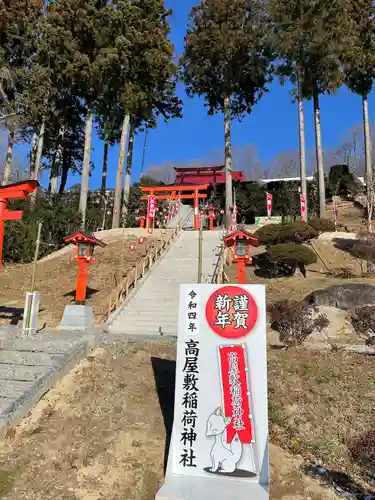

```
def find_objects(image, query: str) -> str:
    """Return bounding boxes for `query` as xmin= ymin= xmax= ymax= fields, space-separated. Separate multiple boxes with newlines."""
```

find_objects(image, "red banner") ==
xmin=300 ymin=194 xmax=306 ymax=220
xmin=147 ymin=195 xmax=157 ymax=219
xmin=266 ymin=193 xmax=272 ymax=220
xmin=218 ymin=344 xmax=253 ymax=444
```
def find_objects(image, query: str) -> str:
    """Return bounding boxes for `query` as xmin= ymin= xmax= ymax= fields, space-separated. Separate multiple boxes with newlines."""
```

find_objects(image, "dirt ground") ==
xmin=269 ymin=348 xmax=375 ymax=497
xmin=0 ymin=340 xmax=339 ymax=500
xmin=0 ymin=231 xmax=169 ymax=328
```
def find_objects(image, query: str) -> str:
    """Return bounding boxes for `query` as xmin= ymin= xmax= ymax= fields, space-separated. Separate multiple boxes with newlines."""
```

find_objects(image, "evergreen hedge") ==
xmin=254 ymin=221 xmax=318 ymax=246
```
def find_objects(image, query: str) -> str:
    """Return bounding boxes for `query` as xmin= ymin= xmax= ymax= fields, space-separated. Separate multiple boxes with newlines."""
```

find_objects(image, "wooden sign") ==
xmin=156 ymin=284 xmax=269 ymax=500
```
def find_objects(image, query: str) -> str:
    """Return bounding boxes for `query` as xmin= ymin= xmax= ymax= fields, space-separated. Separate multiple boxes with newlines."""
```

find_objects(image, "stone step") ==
xmin=0 ymin=350 xmax=62 ymax=367
xmin=119 ymin=311 xmax=178 ymax=318
xmin=109 ymin=322 xmax=178 ymax=336
xmin=0 ymin=397 xmax=17 ymax=413
xmin=0 ymin=379 xmax=34 ymax=398
xmin=0 ymin=364 xmax=45 ymax=381
xmin=1 ymin=339 xmax=77 ymax=354
xmin=118 ymin=305 xmax=178 ymax=314
xmin=113 ymin=318 xmax=178 ymax=328
xmin=119 ymin=310 xmax=178 ymax=317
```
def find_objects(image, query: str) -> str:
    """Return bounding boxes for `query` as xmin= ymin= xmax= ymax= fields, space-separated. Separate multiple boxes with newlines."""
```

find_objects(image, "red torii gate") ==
xmin=0 ymin=180 xmax=39 ymax=267
xmin=140 ymin=184 xmax=209 ymax=231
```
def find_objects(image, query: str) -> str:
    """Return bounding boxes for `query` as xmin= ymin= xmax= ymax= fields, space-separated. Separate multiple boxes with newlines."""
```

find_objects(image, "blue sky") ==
xmin=11 ymin=0 xmax=375 ymax=189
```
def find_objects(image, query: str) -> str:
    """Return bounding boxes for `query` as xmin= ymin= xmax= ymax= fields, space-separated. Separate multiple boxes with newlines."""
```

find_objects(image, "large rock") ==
xmin=304 ymin=284 xmax=375 ymax=310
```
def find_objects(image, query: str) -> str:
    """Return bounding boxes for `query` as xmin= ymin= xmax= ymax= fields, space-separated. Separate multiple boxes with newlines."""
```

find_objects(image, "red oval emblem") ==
xmin=205 ymin=286 xmax=258 ymax=339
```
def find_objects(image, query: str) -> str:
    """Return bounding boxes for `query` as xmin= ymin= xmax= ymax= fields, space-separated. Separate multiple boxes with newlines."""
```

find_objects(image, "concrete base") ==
xmin=59 ymin=305 xmax=94 ymax=330
xmin=156 ymin=474 xmax=269 ymax=500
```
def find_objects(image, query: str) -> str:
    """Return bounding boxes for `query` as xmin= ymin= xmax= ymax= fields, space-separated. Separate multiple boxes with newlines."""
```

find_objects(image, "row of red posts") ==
xmin=135 ymin=200 xmax=180 ymax=229
xmin=135 ymin=199 xmax=227 ymax=231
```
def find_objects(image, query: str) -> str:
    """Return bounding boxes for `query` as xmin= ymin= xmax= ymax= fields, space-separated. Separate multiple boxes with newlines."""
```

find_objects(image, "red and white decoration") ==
xmin=147 ymin=195 xmax=157 ymax=219
xmin=218 ymin=345 xmax=253 ymax=444
xmin=300 ymin=194 xmax=306 ymax=220
xmin=266 ymin=193 xmax=272 ymax=221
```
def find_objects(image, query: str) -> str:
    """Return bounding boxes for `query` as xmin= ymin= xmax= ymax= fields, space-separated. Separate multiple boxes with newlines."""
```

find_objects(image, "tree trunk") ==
xmin=363 ymin=93 xmax=373 ymax=231
xmin=49 ymin=126 xmax=64 ymax=194
xmin=59 ymin=152 xmax=69 ymax=195
xmin=140 ymin=127 xmax=148 ymax=176
xmin=224 ymin=95 xmax=233 ymax=229
xmin=112 ymin=113 xmax=130 ymax=229
xmin=101 ymin=136 xmax=109 ymax=195
xmin=122 ymin=121 xmax=135 ymax=224
xmin=3 ymin=127 xmax=14 ymax=184
xmin=30 ymin=118 xmax=46 ymax=208
xmin=30 ymin=133 xmax=38 ymax=178
xmin=298 ymin=89 xmax=308 ymax=220
xmin=79 ymin=109 xmax=93 ymax=230
xmin=313 ymin=90 xmax=325 ymax=218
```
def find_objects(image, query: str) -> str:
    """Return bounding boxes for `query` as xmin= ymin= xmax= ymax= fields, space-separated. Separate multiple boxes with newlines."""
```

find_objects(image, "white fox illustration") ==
xmin=205 ymin=407 xmax=242 ymax=473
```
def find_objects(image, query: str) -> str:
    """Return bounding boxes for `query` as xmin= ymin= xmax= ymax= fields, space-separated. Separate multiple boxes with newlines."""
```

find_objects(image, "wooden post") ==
xmin=194 ymin=189 xmax=199 ymax=231
xmin=198 ymin=216 xmax=203 ymax=283
xmin=309 ymin=240 xmax=332 ymax=275
xmin=31 ymin=222 xmax=42 ymax=291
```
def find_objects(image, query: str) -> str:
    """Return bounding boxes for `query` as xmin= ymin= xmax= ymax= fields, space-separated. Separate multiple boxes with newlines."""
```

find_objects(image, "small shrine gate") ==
xmin=140 ymin=184 xmax=209 ymax=231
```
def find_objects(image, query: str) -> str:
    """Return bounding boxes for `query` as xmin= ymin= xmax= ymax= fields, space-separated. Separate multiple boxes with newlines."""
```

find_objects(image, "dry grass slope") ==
xmin=0 ymin=232 xmax=168 ymax=328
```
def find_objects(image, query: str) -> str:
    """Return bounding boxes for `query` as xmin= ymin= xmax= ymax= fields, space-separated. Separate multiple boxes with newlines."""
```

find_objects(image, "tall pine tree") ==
xmin=182 ymin=0 xmax=273 ymax=228
xmin=0 ymin=0 xmax=43 ymax=183
xmin=344 ymin=0 xmax=375 ymax=229
xmin=270 ymin=0 xmax=353 ymax=218
xmin=102 ymin=0 xmax=180 ymax=229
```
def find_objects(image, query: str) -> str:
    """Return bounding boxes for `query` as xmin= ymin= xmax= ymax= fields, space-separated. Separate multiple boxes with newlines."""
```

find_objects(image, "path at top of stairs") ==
xmin=108 ymin=230 xmax=222 ymax=336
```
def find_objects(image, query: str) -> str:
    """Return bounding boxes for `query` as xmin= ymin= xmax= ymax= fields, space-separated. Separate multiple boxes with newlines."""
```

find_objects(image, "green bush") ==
xmin=254 ymin=221 xmax=318 ymax=246
xmin=3 ymin=193 xmax=97 ymax=263
xmin=308 ymin=218 xmax=335 ymax=233
xmin=259 ymin=243 xmax=317 ymax=277
xmin=254 ymin=224 xmax=282 ymax=246
xmin=266 ymin=243 xmax=317 ymax=266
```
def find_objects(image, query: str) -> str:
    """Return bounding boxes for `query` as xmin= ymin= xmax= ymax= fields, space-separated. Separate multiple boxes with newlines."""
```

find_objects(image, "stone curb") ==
xmin=0 ymin=333 xmax=98 ymax=440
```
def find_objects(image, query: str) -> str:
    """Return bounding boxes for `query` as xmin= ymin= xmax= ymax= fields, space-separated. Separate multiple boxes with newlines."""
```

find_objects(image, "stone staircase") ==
xmin=180 ymin=205 xmax=194 ymax=230
xmin=108 ymin=230 xmax=223 ymax=335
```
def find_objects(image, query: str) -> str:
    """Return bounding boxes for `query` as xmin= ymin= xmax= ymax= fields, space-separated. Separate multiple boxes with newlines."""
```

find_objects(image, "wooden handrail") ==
xmin=215 ymin=245 xmax=232 ymax=284
xmin=100 ymin=224 xmax=182 ymax=323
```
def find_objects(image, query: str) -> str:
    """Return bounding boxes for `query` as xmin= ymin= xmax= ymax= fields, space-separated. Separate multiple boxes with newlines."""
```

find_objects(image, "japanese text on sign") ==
xmin=215 ymin=293 xmax=249 ymax=330
xmin=219 ymin=345 xmax=253 ymax=444
xmin=228 ymin=351 xmax=245 ymax=432
xmin=180 ymin=339 xmax=200 ymax=468
xmin=147 ymin=195 xmax=157 ymax=219
xmin=186 ymin=289 xmax=199 ymax=335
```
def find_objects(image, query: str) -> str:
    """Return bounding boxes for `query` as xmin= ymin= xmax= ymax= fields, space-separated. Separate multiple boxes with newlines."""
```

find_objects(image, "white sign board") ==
xmin=156 ymin=284 xmax=269 ymax=500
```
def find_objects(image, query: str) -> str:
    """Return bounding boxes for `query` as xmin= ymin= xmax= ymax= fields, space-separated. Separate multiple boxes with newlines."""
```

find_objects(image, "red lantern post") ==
xmin=64 ymin=232 xmax=106 ymax=303
xmin=224 ymin=229 xmax=260 ymax=284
